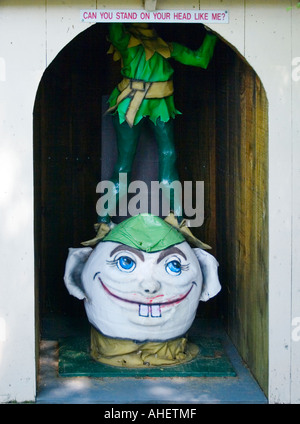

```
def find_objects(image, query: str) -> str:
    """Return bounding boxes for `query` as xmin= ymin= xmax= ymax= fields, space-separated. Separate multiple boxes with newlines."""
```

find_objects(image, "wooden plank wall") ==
xmin=34 ymin=24 xmax=111 ymax=316
xmin=291 ymin=4 xmax=300 ymax=403
xmin=34 ymin=22 xmax=268 ymax=393
xmin=215 ymin=43 xmax=269 ymax=394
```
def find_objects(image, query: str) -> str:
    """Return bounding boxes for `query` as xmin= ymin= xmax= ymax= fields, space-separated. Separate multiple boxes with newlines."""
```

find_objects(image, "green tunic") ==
xmin=108 ymin=23 xmax=218 ymax=126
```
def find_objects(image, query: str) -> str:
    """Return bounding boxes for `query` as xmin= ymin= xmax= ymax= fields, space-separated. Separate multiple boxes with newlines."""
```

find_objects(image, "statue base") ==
xmin=90 ymin=326 xmax=199 ymax=368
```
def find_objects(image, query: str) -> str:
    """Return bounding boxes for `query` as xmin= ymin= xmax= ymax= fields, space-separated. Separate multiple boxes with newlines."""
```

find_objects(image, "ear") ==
xmin=193 ymin=248 xmax=221 ymax=302
xmin=63 ymin=247 xmax=93 ymax=300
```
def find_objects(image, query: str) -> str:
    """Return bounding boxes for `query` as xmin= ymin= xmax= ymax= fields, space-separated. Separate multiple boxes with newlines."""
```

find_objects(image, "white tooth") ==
xmin=151 ymin=304 xmax=161 ymax=317
xmin=139 ymin=304 xmax=149 ymax=317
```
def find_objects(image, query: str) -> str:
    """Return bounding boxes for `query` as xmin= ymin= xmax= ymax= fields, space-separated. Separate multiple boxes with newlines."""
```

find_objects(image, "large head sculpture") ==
xmin=64 ymin=214 xmax=221 ymax=342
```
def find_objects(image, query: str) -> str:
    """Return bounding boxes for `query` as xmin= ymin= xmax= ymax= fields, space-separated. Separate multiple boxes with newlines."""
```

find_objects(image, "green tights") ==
xmin=98 ymin=115 xmax=182 ymax=223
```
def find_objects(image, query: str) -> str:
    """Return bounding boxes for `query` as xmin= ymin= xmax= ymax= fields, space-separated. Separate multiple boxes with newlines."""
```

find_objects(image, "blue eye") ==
xmin=117 ymin=256 xmax=136 ymax=273
xmin=166 ymin=260 xmax=182 ymax=276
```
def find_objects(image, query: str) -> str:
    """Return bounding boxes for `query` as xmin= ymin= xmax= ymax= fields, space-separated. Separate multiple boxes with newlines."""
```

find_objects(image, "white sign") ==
xmin=80 ymin=9 xmax=229 ymax=24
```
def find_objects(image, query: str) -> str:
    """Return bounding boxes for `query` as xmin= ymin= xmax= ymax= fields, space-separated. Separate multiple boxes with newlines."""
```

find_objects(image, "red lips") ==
xmin=98 ymin=276 xmax=194 ymax=307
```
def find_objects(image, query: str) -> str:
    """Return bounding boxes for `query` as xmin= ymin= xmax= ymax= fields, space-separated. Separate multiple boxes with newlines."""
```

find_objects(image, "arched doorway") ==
xmin=34 ymin=23 xmax=268 ymax=394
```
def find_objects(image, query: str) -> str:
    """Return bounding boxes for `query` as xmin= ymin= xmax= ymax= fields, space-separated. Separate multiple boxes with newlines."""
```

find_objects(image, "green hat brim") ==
xmin=103 ymin=213 xmax=185 ymax=253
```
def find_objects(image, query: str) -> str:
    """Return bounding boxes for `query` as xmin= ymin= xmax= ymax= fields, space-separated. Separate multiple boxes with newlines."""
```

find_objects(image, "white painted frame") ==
xmin=0 ymin=0 xmax=299 ymax=403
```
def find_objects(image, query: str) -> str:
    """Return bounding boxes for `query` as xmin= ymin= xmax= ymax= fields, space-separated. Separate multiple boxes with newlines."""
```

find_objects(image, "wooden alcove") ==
xmin=34 ymin=23 xmax=268 ymax=393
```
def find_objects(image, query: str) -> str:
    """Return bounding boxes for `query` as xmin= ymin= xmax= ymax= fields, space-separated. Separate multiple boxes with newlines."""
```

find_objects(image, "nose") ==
xmin=140 ymin=279 xmax=161 ymax=295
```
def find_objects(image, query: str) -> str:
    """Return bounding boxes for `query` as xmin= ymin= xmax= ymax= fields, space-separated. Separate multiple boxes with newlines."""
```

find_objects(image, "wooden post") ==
xmin=144 ymin=0 xmax=157 ymax=11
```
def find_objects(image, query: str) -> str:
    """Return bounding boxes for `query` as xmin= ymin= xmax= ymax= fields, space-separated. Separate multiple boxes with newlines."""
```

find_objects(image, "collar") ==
xmin=127 ymin=25 xmax=171 ymax=60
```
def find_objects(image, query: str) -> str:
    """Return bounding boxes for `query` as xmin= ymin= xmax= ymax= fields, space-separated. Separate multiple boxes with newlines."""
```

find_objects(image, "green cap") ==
xmin=103 ymin=213 xmax=185 ymax=252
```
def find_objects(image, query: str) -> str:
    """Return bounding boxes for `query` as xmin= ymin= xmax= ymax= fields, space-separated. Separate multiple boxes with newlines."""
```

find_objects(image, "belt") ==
xmin=106 ymin=78 xmax=174 ymax=127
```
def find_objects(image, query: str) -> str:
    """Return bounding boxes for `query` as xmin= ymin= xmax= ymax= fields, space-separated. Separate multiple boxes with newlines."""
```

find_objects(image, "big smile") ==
xmin=97 ymin=276 xmax=195 ymax=318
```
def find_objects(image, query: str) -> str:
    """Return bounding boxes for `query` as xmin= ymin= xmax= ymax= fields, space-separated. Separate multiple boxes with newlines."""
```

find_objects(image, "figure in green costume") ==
xmin=98 ymin=22 xmax=218 ymax=227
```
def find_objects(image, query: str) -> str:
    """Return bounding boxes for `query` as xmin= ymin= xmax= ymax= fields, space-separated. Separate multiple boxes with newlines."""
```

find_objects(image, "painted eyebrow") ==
xmin=156 ymin=246 xmax=187 ymax=264
xmin=109 ymin=245 xmax=145 ymax=261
